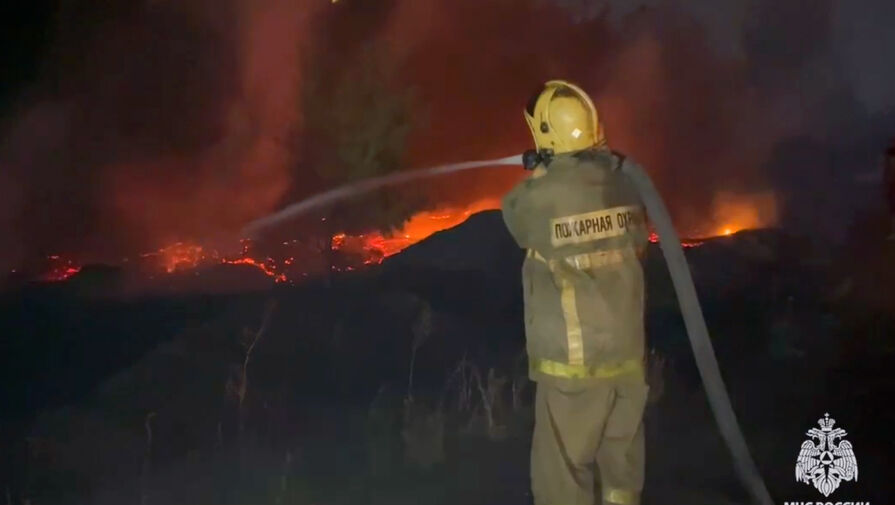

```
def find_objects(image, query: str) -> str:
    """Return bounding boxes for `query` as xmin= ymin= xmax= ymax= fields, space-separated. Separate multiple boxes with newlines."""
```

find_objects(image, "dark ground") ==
xmin=1 ymin=210 xmax=894 ymax=505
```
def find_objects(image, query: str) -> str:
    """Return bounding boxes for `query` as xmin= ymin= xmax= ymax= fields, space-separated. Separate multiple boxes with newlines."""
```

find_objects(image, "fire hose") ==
xmin=619 ymin=158 xmax=773 ymax=505
xmin=243 ymin=153 xmax=774 ymax=505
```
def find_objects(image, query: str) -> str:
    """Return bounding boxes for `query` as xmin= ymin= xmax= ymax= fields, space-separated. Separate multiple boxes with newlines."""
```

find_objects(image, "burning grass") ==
xmin=24 ymin=199 xmax=757 ymax=285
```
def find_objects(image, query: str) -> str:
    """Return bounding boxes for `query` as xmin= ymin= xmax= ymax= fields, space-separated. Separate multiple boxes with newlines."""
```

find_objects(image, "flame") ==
xmin=332 ymin=198 xmax=502 ymax=263
xmin=709 ymin=191 xmax=777 ymax=238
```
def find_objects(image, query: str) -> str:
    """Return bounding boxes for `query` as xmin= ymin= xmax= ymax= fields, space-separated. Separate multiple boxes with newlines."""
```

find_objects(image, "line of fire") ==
xmin=23 ymin=197 xmax=743 ymax=285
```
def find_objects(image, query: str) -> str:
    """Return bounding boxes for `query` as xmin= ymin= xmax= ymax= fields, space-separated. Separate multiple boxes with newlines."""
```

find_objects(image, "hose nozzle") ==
xmin=522 ymin=149 xmax=554 ymax=170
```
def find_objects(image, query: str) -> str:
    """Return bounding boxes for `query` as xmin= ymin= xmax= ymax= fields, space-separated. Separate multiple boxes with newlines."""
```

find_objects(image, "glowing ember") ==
xmin=647 ymin=231 xmax=703 ymax=248
xmin=331 ymin=233 xmax=346 ymax=250
xmin=141 ymin=242 xmax=209 ymax=273
xmin=137 ymin=240 xmax=288 ymax=282
xmin=222 ymin=257 xmax=287 ymax=283
xmin=40 ymin=255 xmax=82 ymax=282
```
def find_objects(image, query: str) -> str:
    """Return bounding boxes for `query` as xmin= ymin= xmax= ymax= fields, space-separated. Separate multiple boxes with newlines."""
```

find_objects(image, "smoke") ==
xmin=548 ymin=0 xmax=895 ymax=236
xmin=371 ymin=0 xmax=783 ymax=234
xmin=381 ymin=0 xmax=895 ymax=237
xmin=0 ymin=0 xmax=321 ymax=267
xmin=2 ymin=0 xmax=894 ymax=270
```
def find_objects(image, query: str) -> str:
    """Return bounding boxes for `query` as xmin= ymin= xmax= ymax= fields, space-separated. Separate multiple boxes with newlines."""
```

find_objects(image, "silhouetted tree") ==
xmin=298 ymin=40 xmax=424 ymax=275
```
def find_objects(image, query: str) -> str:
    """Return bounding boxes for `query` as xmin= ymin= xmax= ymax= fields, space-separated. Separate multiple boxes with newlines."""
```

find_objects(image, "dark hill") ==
xmin=384 ymin=210 xmax=521 ymax=275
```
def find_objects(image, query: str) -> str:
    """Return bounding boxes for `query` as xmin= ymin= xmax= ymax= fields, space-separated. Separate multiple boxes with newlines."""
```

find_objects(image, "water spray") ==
xmin=242 ymin=154 xmax=522 ymax=237
xmin=244 ymin=152 xmax=772 ymax=505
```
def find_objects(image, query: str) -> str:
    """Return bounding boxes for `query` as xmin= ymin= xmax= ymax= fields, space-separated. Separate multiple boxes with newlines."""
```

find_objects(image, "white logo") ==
xmin=795 ymin=413 xmax=858 ymax=497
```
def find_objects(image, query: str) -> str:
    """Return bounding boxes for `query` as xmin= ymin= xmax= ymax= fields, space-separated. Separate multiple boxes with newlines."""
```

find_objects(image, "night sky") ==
xmin=2 ymin=0 xmax=894 ymax=271
xmin=1 ymin=1 xmax=57 ymax=114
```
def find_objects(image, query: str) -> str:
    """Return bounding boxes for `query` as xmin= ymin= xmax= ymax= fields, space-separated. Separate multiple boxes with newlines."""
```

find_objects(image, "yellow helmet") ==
xmin=524 ymin=80 xmax=606 ymax=155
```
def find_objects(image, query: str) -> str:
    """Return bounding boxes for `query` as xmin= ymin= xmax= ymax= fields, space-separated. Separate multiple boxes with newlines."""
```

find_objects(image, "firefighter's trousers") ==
xmin=531 ymin=376 xmax=648 ymax=505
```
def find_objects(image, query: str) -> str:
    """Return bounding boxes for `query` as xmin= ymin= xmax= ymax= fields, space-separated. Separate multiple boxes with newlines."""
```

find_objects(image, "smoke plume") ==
xmin=2 ymin=0 xmax=894 ymax=270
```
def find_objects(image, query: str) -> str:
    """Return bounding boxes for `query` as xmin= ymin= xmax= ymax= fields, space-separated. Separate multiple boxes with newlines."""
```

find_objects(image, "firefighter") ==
xmin=501 ymin=80 xmax=650 ymax=505
xmin=886 ymin=138 xmax=895 ymax=240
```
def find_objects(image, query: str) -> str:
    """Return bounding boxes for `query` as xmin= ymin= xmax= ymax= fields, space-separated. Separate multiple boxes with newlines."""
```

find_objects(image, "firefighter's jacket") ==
xmin=501 ymin=149 xmax=649 ymax=385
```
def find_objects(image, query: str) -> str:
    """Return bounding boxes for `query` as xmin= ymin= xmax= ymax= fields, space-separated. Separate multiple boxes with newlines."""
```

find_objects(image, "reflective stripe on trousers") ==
xmin=604 ymin=488 xmax=637 ymax=504
xmin=530 ymin=357 xmax=643 ymax=380
xmin=527 ymin=488 xmax=639 ymax=505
